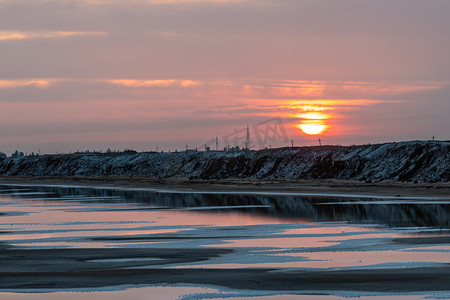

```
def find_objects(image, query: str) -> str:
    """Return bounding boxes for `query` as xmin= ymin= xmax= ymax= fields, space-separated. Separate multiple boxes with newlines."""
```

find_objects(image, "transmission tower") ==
xmin=245 ymin=124 xmax=251 ymax=150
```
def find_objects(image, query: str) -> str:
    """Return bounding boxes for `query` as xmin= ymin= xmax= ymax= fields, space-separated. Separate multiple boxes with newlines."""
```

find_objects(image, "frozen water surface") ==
xmin=1 ymin=184 xmax=450 ymax=299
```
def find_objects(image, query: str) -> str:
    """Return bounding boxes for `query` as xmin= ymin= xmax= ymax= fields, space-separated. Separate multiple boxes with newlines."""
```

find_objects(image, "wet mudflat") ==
xmin=1 ymin=184 xmax=450 ymax=299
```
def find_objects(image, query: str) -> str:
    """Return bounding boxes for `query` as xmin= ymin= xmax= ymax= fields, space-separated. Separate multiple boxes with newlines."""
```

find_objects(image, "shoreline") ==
xmin=2 ymin=176 xmax=450 ymax=294
xmin=1 ymin=176 xmax=450 ymax=198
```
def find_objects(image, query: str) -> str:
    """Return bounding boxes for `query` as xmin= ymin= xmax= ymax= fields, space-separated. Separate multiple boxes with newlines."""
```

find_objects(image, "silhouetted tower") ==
xmin=317 ymin=138 xmax=322 ymax=146
xmin=291 ymin=140 xmax=294 ymax=148
xmin=216 ymin=135 xmax=218 ymax=151
xmin=245 ymin=124 xmax=251 ymax=150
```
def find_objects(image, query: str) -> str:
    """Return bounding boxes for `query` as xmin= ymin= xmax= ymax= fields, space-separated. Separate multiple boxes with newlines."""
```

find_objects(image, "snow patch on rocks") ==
xmin=1 ymin=141 xmax=449 ymax=183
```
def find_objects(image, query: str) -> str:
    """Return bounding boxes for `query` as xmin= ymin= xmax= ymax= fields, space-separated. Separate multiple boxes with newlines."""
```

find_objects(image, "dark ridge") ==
xmin=1 ymin=141 xmax=449 ymax=183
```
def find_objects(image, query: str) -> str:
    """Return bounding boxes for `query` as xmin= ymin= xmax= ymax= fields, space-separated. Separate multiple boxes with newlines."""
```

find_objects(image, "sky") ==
xmin=1 ymin=0 xmax=449 ymax=155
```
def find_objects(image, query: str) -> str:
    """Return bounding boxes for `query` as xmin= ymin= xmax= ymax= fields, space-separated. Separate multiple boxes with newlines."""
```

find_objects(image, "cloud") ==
xmin=80 ymin=0 xmax=246 ymax=4
xmin=104 ymin=79 xmax=202 ymax=88
xmin=0 ymin=30 xmax=107 ymax=41
xmin=200 ymin=80 xmax=447 ymax=101
xmin=1 ymin=77 xmax=443 ymax=104
xmin=0 ymin=79 xmax=55 ymax=88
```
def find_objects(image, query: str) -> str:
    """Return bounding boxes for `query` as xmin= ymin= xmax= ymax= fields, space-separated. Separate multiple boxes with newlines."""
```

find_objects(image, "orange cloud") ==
xmin=199 ymin=80 xmax=447 ymax=101
xmin=296 ymin=112 xmax=330 ymax=120
xmin=180 ymin=80 xmax=202 ymax=87
xmin=0 ymin=79 xmax=54 ymax=89
xmin=285 ymin=99 xmax=385 ymax=109
xmin=0 ymin=31 xmax=107 ymax=42
xmin=105 ymin=79 xmax=202 ymax=88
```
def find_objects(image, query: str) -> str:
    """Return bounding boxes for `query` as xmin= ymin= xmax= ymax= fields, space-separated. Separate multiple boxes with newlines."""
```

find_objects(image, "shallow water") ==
xmin=0 ymin=287 xmax=448 ymax=300
xmin=1 ymin=184 xmax=450 ymax=299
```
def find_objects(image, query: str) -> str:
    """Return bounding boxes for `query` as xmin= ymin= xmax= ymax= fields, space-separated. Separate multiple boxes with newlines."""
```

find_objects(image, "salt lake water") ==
xmin=1 ymin=184 xmax=450 ymax=299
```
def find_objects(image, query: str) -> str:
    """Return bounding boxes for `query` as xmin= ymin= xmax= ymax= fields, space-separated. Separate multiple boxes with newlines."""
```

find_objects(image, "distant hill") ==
xmin=1 ymin=141 xmax=449 ymax=183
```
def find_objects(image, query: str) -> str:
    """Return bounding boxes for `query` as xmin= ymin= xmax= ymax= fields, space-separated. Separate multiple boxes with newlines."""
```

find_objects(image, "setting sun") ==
xmin=293 ymin=108 xmax=329 ymax=135
xmin=296 ymin=121 xmax=327 ymax=135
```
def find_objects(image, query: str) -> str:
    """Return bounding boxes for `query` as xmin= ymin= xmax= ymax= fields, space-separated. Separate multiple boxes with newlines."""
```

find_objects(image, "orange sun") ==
xmin=295 ymin=111 xmax=328 ymax=135
xmin=296 ymin=121 xmax=327 ymax=135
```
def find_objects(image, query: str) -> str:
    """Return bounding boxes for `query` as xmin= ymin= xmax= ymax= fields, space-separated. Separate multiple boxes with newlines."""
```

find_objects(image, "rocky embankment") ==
xmin=1 ymin=141 xmax=449 ymax=183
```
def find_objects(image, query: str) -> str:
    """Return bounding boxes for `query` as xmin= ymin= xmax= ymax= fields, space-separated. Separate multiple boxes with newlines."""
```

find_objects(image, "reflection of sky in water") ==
xmin=1 ymin=185 xmax=450 ymax=299
xmin=0 ymin=286 xmax=445 ymax=300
